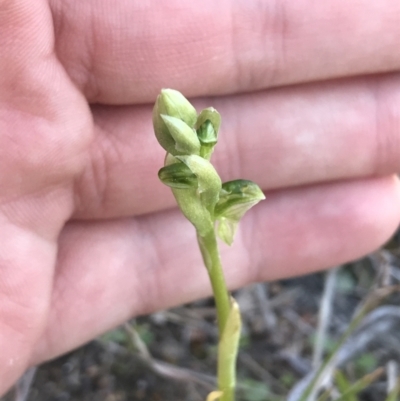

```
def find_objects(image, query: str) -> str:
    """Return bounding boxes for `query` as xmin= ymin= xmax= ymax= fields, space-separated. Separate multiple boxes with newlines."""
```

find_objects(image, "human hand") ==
xmin=1 ymin=0 xmax=400 ymax=394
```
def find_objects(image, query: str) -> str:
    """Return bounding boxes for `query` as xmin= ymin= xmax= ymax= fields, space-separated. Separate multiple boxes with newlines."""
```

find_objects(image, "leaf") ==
xmin=206 ymin=391 xmax=223 ymax=401
xmin=333 ymin=367 xmax=383 ymax=401
xmin=218 ymin=298 xmax=242 ymax=396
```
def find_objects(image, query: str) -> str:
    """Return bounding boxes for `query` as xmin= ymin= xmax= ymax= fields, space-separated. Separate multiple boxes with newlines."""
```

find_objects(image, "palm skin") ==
xmin=1 ymin=0 xmax=400 ymax=394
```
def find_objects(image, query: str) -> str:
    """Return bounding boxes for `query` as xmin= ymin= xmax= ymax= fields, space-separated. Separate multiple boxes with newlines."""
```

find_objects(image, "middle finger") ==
xmin=73 ymin=73 xmax=400 ymax=219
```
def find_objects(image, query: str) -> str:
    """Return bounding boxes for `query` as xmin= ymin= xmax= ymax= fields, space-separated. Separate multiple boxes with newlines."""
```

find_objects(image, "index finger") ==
xmin=50 ymin=0 xmax=400 ymax=103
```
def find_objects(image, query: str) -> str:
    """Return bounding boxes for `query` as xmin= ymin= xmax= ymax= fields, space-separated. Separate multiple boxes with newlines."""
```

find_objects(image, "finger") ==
xmin=0 ymin=0 xmax=92 ymax=394
xmin=34 ymin=176 xmax=400 ymax=363
xmin=0 ymin=221 xmax=57 ymax=395
xmin=0 ymin=0 xmax=92 ymax=200
xmin=73 ymin=74 xmax=400 ymax=219
xmin=49 ymin=0 xmax=400 ymax=103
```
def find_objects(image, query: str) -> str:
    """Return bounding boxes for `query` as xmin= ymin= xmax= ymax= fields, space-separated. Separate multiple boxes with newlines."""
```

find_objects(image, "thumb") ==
xmin=0 ymin=0 xmax=91 ymax=394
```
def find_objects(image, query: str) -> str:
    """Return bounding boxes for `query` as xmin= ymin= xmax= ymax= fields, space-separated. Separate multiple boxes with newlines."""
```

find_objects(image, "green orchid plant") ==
xmin=153 ymin=89 xmax=265 ymax=401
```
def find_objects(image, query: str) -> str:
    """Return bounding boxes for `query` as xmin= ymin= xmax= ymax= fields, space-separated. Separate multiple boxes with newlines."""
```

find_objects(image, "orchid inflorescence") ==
xmin=153 ymin=89 xmax=265 ymax=401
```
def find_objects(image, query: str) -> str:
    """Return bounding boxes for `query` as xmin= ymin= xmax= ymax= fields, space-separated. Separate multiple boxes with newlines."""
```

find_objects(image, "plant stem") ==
xmin=197 ymin=229 xmax=236 ymax=401
xmin=197 ymin=229 xmax=231 ymax=334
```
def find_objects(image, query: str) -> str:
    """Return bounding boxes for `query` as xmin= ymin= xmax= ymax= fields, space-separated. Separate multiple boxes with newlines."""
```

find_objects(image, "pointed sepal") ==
xmin=160 ymin=114 xmax=200 ymax=155
xmin=215 ymin=180 xmax=265 ymax=245
xmin=158 ymin=162 xmax=198 ymax=189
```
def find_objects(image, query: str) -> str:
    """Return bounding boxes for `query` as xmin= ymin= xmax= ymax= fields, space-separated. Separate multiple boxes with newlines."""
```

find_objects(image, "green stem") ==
xmin=197 ymin=229 xmax=230 ymax=333
xmin=197 ymin=229 xmax=235 ymax=401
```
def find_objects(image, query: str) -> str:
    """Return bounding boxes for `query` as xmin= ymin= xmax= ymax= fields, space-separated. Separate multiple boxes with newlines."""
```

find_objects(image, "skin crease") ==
xmin=1 ymin=0 xmax=400 ymax=394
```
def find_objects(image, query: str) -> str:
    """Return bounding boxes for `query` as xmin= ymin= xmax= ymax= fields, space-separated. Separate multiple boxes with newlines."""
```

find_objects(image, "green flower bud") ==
xmin=158 ymin=162 xmax=198 ymax=189
xmin=215 ymin=180 xmax=265 ymax=218
xmin=215 ymin=180 xmax=265 ymax=245
xmin=196 ymin=108 xmax=221 ymax=160
xmin=160 ymin=89 xmax=198 ymax=125
xmin=196 ymin=107 xmax=221 ymax=143
xmin=176 ymin=155 xmax=222 ymax=214
xmin=153 ymin=89 xmax=198 ymax=155
xmin=197 ymin=120 xmax=216 ymax=145
xmin=160 ymin=114 xmax=200 ymax=155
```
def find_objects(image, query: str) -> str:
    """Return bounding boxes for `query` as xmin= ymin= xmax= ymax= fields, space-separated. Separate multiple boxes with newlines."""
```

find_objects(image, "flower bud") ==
xmin=215 ymin=180 xmax=265 ymax=245
xmin=160 ymin=115 xmax=200 ymax=155
xmin=197 ymin=121 xmax=217 ymax=161
xmin=153 ymin=89 xmax=198 ymax=155
xmin=158 ymin=162 xmax=198 ymax=189
xmin=215 ymin=180 xmax=265 ymax=218
xmin=196 ymin=108 xmax=221 ymax=141
xmin=197 ymin=120 xmax=217 ymax=145
xmin=196 ymin=108 xmax=221 ymax=160
xmin=160 ymin=89 xmax=198 ymax=126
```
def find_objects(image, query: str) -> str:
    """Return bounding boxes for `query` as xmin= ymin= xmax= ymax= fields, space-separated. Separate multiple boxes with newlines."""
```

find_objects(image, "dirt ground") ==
xmin=3 ymin=237 xmax=400 ymax=401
